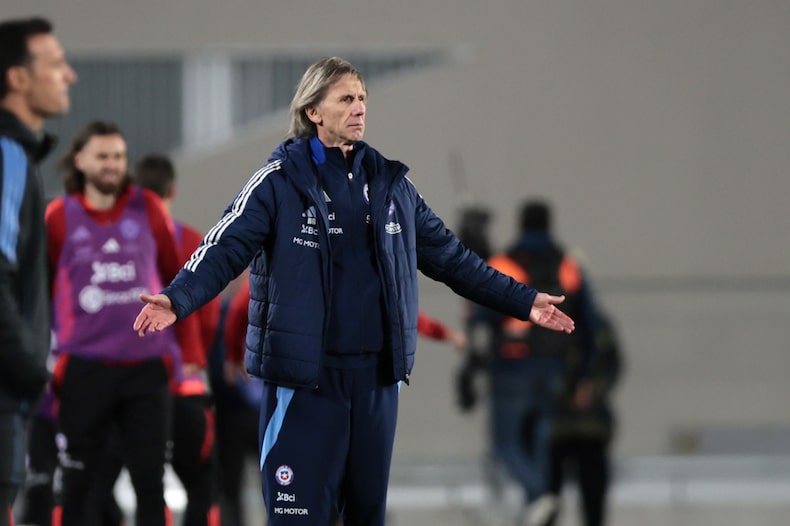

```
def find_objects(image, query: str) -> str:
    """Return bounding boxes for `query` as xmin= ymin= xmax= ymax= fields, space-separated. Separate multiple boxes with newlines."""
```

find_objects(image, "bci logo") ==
xmin=276 ymin=492 xmax=296 ymax=502
xmin=90 ymin=260 xmax=136 ymax=284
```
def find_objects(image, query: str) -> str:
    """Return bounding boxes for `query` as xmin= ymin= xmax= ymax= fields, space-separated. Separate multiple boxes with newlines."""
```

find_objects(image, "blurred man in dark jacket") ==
xmin=0 ymin=16 xmax=76 ymax=525
xmin=548 ymin=309 xmax=623 ymax=526
xmin=469 ymin=199 xmax=598 ymax=526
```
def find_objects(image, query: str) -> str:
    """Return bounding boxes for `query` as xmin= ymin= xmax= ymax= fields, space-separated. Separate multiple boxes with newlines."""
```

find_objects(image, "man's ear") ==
xmin=305 ymin=105 xmax=322 ymax=126
xmin=73 ymin=151 xmax=85 ymax=171
xmin=6 ymin=65 xmax=31 ymax=92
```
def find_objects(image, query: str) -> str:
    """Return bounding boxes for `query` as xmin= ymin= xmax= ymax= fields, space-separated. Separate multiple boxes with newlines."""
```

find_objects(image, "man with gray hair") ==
xmin=134 ymin=56 xmax=575 ymax=526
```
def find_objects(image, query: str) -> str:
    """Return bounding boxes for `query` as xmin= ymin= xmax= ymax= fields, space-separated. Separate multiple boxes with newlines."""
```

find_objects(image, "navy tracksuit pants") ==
xmin=258 ymin=362 xmax=399 ymax=526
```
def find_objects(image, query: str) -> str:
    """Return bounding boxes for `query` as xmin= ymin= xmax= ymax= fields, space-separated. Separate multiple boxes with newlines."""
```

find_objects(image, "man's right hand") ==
xmin=529 ymin=293 xmax=575 ymax=333
xmin=133 ymin=293 xmax=177 ymax=336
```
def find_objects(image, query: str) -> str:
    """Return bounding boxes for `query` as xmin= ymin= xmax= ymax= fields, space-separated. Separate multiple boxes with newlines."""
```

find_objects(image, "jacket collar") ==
xmin=0 ymin=109 xmax=57 ymax=162
xmin=272 ymin=136 xmax=409 ymax=202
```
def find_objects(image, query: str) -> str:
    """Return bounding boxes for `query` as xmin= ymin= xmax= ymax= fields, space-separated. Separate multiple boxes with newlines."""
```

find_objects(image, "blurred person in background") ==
xmin=0 ymin=16 xmax=76 ymax=526
xmin=547 ymin=308 xmax=623 ymax=526
xmin=455 ymin=205 xmax=492 ymax=262
xmin=454 ymin=205 xmax=493 ymax=412
xmin=213 ymin=277 xmax=261 ymax=526
xmin=415 ymin=310 xmax=468 ymax=352
xmin=133 ymin=56 xmax=575 ymax=526
xmin=134 ymin=153 xmax=222 ymax=526
xmin=467 ymin=199 xmax=598 ymax=526
xmin=201 ymin=271 xmax=262 ymax=526
xmin=15 ymin=396 xmax=125 ymax=526
xmin=46 ymin=121 xmax=183 ymax=526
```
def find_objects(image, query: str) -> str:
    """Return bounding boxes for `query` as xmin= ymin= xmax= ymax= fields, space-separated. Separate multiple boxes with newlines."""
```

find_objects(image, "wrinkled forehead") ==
xmin=327 ymin=73 xmax=367 ymax=94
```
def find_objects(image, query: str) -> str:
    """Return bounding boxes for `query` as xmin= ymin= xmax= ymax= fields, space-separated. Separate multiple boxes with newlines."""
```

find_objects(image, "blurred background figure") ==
xmin=455 ymin=206 xmax=493 ymax=262
xmin=134 ymin=153 xmax=222 ymax=526
xmin=464 ymin=199 xmax=598 ymax=526
xmin=547 ymin=308 xmax=623 ymax=526
xmin=0 ymin=16 xmax=76 ymax=526
xmin=14 ymin=391 xmax=61 ymax=526
xmin=46 ymin=121 xmax=182 ymax=526
xmin=416 ymin=311 xmax=468 ymax=354
xmin=15 ymin=393 xmax=125 ymax=526
xmin=216 ymin=273 xmax=262 ymax=526
xmin=454 ymin=204 xmax=493 ymax=413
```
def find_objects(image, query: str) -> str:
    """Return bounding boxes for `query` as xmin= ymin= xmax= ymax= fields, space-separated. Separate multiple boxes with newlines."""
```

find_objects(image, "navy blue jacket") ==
xmin=164 ymin=138 xmax=537 ymax=388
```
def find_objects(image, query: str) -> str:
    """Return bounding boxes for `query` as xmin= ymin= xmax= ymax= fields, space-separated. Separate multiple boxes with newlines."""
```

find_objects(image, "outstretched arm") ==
xmin=529 ymin=293 xmax=575 ymax=333
xmin=134 ymin=293 xmax=177 ymax=336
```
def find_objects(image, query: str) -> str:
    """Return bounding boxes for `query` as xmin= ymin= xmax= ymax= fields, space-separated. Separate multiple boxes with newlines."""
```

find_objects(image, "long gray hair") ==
xmin=287 ymin=56 xmax=366 ymax=139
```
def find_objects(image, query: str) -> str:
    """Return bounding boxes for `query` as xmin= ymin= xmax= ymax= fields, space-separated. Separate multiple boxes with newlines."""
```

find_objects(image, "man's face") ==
xmin=307 ymin=74 xmax=366 ymax=148
xmin=24 ymin=33 xmax=76 ymax=119
xmin=74 ymin=134 xmax=128 ymax=196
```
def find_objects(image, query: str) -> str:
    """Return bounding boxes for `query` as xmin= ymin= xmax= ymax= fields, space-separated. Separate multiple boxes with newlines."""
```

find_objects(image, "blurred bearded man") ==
xmin=45 ymin=121 xmax=183 ymax=526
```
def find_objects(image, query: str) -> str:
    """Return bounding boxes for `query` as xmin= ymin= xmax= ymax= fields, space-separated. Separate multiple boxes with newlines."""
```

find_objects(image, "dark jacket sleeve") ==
xmin=163 ymin=172 xmax=276 ymax=321
xmin=413 ymin=190 xmax=537 ymax=320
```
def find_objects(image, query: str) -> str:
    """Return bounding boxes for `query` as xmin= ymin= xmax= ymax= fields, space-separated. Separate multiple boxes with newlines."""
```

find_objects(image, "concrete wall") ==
xmin=8 ymin=0 xmax=790 ymax=459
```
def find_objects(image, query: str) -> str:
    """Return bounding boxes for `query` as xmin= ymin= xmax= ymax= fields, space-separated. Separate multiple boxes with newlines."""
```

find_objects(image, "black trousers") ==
xmin=170 ymin=393 xmax=220 ymax=526
xmin=548 ymin=437 xmax=610 ymax=526
xmin=16 ymin=413 xmax=123 ymax=526
xmin=56 ymin=356 xmax=169 ymax=526
xmin=214 ymin=399 xmax=258 ymax=526
xmin=15 ymin=413 xmax=55 ymax=526
xmin=0 ymin=409 xmax=25 ymax=526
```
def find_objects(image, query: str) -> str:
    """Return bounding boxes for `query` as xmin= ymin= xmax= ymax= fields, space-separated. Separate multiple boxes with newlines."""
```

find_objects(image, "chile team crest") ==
xmin=276 ymin=465 xmax=294 ymax=486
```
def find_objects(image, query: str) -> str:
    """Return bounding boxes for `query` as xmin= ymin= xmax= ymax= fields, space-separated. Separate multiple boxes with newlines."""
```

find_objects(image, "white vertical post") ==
xmin=182 ymin=52 xmax=233 ymax=150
